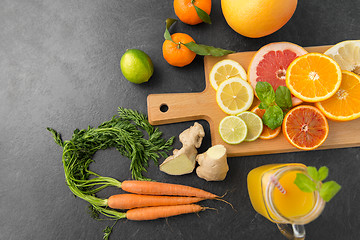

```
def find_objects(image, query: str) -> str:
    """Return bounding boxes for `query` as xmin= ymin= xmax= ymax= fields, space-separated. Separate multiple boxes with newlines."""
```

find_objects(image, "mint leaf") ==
xmin=294 ymin=173 xmax=317 ymax=192
xmin=275 ymin=86 xmax=292 ymax=110
xmin=183 ymin=42 xmax=234 ymax=56
xmin=164 ymin=18 xmax=177 ymax=42
xmin=319 ymin=181 xmax=341 ymax=202
xmin=307 ymin=166 xmax=319 ymax=181
xmin=258 ymin=102 xmax=269 ymax=110
xmin=318 ymin=166 xmax=329 ymax=181
xmin=255 ymin=82 xmax=275 ymax=106
xmin=262 ymin=105 xmax=283 ymax=130
xmin=192 ymin=4 xmax=211 ymax=24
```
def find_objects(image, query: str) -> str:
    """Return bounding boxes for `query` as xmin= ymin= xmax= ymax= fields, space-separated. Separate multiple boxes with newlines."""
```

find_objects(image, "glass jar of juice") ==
xmin=247 ymin=163 xmax=325 ymax=239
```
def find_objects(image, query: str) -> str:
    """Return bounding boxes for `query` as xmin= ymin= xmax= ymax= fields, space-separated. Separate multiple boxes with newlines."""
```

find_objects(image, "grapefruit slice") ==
xmin=324 ymin=40 xmax=360 ymax=75
xmin=248 ymin=42 xmax=308 ymax=106
xmin=282 ymin=105 xmax=329 ymax=150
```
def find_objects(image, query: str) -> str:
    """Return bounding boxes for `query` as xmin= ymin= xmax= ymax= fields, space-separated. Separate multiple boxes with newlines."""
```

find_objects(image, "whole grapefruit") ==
xmin=221 ymin=0 xmax=298 ymax=38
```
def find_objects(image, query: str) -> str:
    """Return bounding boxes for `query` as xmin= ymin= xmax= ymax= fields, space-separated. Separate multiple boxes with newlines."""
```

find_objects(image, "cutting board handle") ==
xmin=147 ymin=91 xmax=212 ymax=125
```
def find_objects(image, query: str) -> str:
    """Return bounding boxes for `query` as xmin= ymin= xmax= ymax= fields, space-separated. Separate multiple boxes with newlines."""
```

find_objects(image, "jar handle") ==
xmin=276 ymin=223 xmax=305 ymax=239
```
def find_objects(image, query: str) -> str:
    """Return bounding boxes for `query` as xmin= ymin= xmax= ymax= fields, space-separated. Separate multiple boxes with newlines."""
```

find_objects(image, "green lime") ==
xmin=237 ymin=111 xmax=263 ymax=141
xmin=219 ymin=116 xmax=248 ymax=144
xmin=120 ymin=49 xmax=154 ymax=84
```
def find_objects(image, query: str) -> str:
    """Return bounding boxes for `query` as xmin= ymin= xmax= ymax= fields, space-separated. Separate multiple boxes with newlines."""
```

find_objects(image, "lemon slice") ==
xmin=237 ymin=111 xmax=263 ymax=141
xmin=324 ymin=40 xmax=360 ymax=75
xmin=219 ymin=116 xmax=248 ymax=144
xmin=210 ymin=59 xmax=247 ymax=90
xmin=216 ymin=77 xmax=254 ymax=115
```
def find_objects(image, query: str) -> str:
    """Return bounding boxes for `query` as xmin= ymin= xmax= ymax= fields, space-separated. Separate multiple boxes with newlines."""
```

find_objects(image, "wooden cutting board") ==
xmin=147 ymin=45 xmax=360 ymax=157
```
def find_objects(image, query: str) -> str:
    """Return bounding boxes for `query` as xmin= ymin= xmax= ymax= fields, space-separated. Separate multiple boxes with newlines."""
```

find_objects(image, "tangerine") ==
xmin=174 ymin=0 xmax=212 ymax=25
xmin=162 ymin=33 xmax=197 ymax=67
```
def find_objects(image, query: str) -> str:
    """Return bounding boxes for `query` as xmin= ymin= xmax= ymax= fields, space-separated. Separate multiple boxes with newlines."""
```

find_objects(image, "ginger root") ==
xmin=196 ymin=145 xmax=228 ymax=181
xmin=160 ymin=122 xmax=205 ymax=175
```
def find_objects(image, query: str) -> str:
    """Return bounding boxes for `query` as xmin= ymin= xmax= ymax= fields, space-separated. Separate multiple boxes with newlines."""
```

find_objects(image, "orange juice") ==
xmin=247 ymin=163 xmax=324 ymax=224
xmin=272 ymin=170 xmax=314 ymax=218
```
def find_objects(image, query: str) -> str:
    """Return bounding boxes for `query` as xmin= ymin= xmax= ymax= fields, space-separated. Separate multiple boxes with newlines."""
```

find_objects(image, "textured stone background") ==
xmin=1 ymin=0 xmax=359 ymax=239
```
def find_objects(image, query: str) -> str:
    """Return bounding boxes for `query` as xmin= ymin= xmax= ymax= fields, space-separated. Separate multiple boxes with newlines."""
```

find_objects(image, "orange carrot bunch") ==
xmin=104 ymin=180 xmax=222 ymax=220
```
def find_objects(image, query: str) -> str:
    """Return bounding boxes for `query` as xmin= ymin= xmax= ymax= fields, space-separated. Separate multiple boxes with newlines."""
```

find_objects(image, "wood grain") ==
xmin=147 ymin=45 xmax=360 ymax=157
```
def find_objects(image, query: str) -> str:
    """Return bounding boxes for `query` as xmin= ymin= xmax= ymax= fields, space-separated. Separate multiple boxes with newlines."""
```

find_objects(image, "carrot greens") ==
xmin=47 ymin=107 xmax=174 ymax=237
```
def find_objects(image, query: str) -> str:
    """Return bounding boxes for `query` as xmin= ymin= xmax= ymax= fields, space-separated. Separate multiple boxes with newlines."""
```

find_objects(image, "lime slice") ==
xmin=237 ymin=111 xmax=263 ymax=141
xmin=219 ymin=116 xmax=248 ymax=144
xmin=324 ymin=40 xmax=360 ymax=75
xmin=216 ymin=77 xmax=254 ymax=115
xmin=210 ymin=59 xmax=247 ymax=90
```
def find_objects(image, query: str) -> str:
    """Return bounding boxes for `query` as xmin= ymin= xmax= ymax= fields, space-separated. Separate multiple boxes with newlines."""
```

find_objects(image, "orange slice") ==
xmin=315 ymin=71 xmax=360 ymax=121
xmin=282 ymin=105 xmax=329 ymax=150
xmin=286 ymin=53 xmax=342 ymax=102
xmin=251 ymin=105 xmax=281 ymax=140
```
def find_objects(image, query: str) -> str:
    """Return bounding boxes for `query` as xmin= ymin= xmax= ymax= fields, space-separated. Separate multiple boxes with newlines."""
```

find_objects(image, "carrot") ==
xmin=107 ymin=194 xmax=205 ymax=209
xmin=120 ymin=180 xmax=218 ymax=199
xmin=126 ymin=204 xmax=204 ymax=221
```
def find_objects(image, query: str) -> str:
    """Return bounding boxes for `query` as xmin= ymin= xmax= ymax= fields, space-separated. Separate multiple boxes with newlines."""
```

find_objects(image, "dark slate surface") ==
xmin=1 ymin=0 xmax=359 ymax=239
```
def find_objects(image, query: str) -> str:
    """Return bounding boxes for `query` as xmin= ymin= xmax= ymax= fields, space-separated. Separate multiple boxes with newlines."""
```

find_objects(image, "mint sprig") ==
xmin=294 ymin=166 xmax=341 ymax=202
xmin=255 ymin=82 xmax=292 ymax=130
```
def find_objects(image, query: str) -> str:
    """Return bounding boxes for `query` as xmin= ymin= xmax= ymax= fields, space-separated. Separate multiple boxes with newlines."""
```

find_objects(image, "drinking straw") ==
xmin=270 ymin=175 xmax=286 ymax=194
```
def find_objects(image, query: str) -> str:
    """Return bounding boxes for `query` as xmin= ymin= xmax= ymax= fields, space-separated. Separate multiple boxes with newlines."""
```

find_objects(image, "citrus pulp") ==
xmin=316 ymin=71 xmax=360 ymax=121
xmin=219 ymin=116 xmax=248 ymax=144
xmin=216 ymin=77 xmax=254 ymax=115
xmin=210 ymin=59 xmax=247 ymax=90
xmin=237 ymin=111 xmax=263 ymax=141
xmin=248 ymin=42 xmax=307 ymax=106
xmin=324 ymin=40 xmax=360 ymax=75
xmin=282 ymin=105 xmax=329 ymax=150
xmin=286 ymin=53 xmax=342 ymax=102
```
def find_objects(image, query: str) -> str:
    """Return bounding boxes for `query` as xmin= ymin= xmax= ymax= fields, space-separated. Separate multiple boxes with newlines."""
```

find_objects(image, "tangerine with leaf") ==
xmin=174 ymin=0 xmax=212 ymax=25
xmin=162 ymin=32 xmax=197 ymax=67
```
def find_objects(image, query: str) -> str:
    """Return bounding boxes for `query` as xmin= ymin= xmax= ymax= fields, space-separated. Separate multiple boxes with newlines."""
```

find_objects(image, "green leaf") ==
xmin=294 ymin=173 xmax=317 ymax=192
xmin=183 ymin=42 xmax=234 ymax=57
xmin=192 ymin=4 xmax=211 ymax=24
xmin=307 ymin=166 xmax=319 ymax=181
xmin=275 ymin=86 xmax=292 ymax=110
xmin=320 ymin=181 xmax=341 ymax=202
xmin=318 ymin=166 xmax=329 ymax=181
xmin=164 ymin=18 xmax=177 ymax=42
xmin=47 ymin=127 xmax=65 ymax=147
xmin=255 ymin=82 xmax=275 ymax=106
xmin=103 ymin=226 xmax=112 ymax=240
xmin=258 ymin=102 xmax=269 ymax=110
xmin=262 ymin=105 xmax=283 ymax=130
